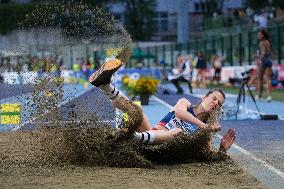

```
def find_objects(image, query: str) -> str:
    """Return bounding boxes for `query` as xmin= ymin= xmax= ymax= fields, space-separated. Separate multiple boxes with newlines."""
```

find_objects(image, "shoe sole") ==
xmin=89 ymin=59 xmax=122 ymax=86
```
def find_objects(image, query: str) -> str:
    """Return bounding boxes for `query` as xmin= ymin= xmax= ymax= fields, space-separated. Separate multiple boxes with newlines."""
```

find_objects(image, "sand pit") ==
xmin=0 ymin=125 xmax=266 ymax=189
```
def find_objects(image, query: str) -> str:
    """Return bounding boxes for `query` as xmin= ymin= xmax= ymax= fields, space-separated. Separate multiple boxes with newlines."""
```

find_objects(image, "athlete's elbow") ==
xmin=178 ymin=98 xmax=187 ymax=104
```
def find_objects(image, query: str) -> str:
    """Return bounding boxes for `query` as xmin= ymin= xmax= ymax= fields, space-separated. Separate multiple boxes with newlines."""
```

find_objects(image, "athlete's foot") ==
xmin=266 ymin=96 xmax=272 ymax=102
xmin=255 ymin=95 xmax=262 ymax=100
xmin=89 ymin=59 xmax=123 ymax=87
xmin=219 ymin=128 xmax=236 ymax=152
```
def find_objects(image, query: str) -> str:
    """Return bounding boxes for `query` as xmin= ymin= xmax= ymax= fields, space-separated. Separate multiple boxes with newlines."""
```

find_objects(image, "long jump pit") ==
xmin=0 ymin=122 xmax=266 ymax=189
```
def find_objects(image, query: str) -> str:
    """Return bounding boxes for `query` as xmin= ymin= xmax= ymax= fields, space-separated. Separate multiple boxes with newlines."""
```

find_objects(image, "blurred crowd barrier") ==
xmin=2 ymin=64 xmax=284 ymax=87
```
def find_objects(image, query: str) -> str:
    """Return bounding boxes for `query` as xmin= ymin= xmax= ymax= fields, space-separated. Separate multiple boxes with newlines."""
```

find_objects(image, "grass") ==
xmin=206 ymin=83 xmax=284 ymax=102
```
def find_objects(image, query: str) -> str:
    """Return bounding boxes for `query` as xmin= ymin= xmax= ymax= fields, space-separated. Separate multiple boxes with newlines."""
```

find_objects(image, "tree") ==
xmin=0 ymin=0 xmax=12 ymax=4
xmin=247 ymin=0 xmax=284 ymax=9
xmin=123 ymin=0 xmax=156 ymax=41
xmin=246 ymin=0 xmax=269 ymax=9
xmin=204 ymin=0 xmax=218 ymax=16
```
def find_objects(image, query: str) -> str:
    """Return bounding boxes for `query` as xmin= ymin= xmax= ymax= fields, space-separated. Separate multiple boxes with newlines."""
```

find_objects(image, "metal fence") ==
xmin=1 ymin=24 xmax=284 ymax=71
xmin=138 ymin=23 xmax=284 ymax=68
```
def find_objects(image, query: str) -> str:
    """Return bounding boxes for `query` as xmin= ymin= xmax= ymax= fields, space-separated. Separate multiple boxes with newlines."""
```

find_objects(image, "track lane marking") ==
xmin=12 ymin=87 xmax=94 ymax=131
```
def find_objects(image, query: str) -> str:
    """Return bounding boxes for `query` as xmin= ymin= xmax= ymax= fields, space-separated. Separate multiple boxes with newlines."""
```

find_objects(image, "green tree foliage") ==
xmin=247 ymin=0 xmax=284 ymax=9
xmin=204 ymin=0 xmax=218 ymax=16
xmin=0 ymin=0 xmax=12 ymax=4
xmin=0 ymin=0 xmax=157 ymax=41
xmin=247 ymin=0 xmax=269 ymax=9
xmin=0 ymin=4 xmax=38 ymax=34
xmin=0 ymin=1 xmax=113 ymax=35
xmin=123 ymin=0 xmax=156 ymax=41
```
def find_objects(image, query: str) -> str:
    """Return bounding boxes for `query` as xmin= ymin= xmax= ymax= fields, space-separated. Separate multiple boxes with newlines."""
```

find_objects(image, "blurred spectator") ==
xmin=276 ymin=6 xmax=284 ymax=19
xmin=254 ymin=11 xmax=268 ymax=28
xmin=196 ymin=51 xmax=207 ymax=88
xmin=168 ymin=54 xmax=193 ymax=94
xmin=212 ymin=54 xmax=223 ymax=85
xmin=0 ymin=74 xmax=3 ymax=83
xmin=72 ymin=62 xmax=80 ymax=83
xmin=246 ymin=7 xmax=254 ymax=18
xmin=159 ymin=59 xmax=168 ymax=82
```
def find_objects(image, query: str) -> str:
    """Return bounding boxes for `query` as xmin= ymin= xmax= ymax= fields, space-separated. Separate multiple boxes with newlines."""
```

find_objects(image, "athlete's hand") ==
xmin=210 ymin=123 xmax=221 ymax=132
xmin=219 ymin=128 xmax=236 ymax=152
xmin=199 ymin=122 xmax=207 ymax=129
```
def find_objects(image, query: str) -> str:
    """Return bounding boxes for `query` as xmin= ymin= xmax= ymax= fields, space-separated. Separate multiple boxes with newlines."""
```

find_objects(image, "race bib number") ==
xmin=165 ymin=114 xmax=199 ymax=133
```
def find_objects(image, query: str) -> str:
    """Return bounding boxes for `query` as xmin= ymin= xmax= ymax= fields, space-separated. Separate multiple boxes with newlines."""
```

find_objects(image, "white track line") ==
xmin=152 ymin=95 xmax=284 ymax=179
xmin=12 ymin=87 xmax=94 ymax=131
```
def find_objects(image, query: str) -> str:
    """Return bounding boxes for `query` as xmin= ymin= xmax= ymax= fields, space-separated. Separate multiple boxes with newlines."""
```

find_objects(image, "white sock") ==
xmin=133 ymin=131 xmax=155 ymax=144
xmin=99 ymin=84 xmax=129 ymax=101
xmin=99 ymin=84 xmax=131 ymax=113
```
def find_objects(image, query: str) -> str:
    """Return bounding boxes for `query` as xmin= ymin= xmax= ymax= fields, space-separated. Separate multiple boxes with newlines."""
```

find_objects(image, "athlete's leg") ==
xmin=137 ymin=113 xmax=152 ymax=132
xmin=257 ymin=66 xmax=264 ymax=98
xmin=133 ymin=128 xmax=182 ymax=144
xmin=93 ymin=83 xmax=153 ymax=131
xmin=263 ymin=67 xmax=272 ymax=99
xmin=151 ymin=128 xmax=182 ymax=144
xmin=89 ymin=54 xmax=152 ymax=132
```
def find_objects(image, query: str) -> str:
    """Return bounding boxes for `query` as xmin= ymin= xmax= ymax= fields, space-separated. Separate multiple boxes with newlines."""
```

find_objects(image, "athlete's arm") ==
xmin=259 ymin=41 xmax=266 ymax=60
xmin=174 ymin=108 xmax=206 ymax=129
xmin=171 ymin=98 xmax=191 ymax=111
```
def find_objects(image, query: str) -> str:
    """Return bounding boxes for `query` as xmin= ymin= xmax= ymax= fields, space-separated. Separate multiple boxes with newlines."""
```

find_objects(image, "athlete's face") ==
xmin=200 ymin=91 xmax=225 ymax=113
xmin=258 ymin=31 xmax=263 ymax=40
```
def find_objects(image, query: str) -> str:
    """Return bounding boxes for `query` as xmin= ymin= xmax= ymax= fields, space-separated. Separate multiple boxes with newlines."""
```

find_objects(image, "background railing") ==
xmin=136 ymin=23 xmax=284 ymax=68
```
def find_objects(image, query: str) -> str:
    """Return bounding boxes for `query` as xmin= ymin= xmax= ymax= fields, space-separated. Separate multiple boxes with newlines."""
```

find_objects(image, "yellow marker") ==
xmin=0 ymin=104 xmax=21 ymax=125
xmin=122 ymin=112 xmax=129 ymax=122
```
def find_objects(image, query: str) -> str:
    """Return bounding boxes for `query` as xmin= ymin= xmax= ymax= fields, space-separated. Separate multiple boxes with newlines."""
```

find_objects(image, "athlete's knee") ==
xmin=126 ymin=102 xmax=143 ymax=126
xmin=120 ymin=101 xmax=144 ymax=135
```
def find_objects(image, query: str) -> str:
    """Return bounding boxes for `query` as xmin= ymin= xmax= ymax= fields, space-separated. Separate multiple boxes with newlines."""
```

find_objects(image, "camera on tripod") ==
xmin=240 ymin=68 xmax=254 ymax=83
xmin=236 ymin=68 xmax=278 ymax=120
xmin=241 ymin=68 xmax=254 ymax=76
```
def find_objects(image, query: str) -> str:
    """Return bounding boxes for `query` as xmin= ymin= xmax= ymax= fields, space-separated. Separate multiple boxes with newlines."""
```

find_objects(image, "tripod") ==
xmin=235 ymin=76 xmax=262 ymax=120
